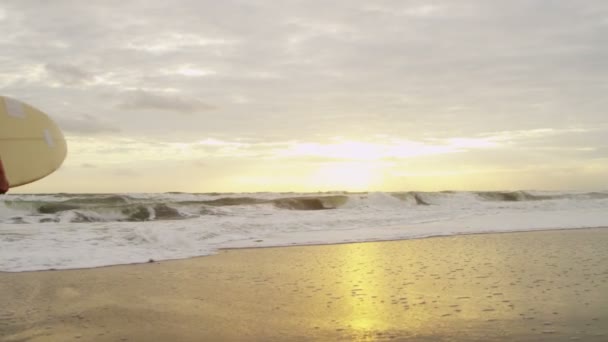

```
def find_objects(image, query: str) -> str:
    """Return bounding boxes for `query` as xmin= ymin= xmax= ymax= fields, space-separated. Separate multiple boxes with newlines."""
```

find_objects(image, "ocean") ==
xmin=1 ymin=190 xmax=607 ymax=272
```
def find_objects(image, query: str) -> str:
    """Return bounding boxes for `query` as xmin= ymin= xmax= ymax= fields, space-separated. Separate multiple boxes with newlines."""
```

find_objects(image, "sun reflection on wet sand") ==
xmin=1 ymin=229 xmax=607 ymax=341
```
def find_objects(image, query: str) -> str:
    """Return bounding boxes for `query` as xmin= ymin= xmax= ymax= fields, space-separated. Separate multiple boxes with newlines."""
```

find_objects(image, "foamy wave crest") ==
xmin=2 ymin=194 xmax=356 ymax=223
xmin=3 ymin=190 xmax=608 ymax=225
xmin=1 ymin=191 xmax=608 ymax=271
xmin=4 ymin=196 xmax=192 ymax=223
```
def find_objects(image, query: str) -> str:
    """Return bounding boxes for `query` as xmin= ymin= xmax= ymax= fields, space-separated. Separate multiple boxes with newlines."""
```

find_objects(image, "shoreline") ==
xmin=1 ymin=228 xmax=607 ymax=341
xmin=2 ymin=225 xmax=607 ymax=274
xmin=219 ymin=224 xmax=608 ymax=251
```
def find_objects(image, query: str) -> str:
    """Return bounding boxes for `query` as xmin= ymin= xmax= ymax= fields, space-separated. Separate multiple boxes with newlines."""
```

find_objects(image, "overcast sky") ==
xmin=2 ymin=0 xmax=608 ymax=193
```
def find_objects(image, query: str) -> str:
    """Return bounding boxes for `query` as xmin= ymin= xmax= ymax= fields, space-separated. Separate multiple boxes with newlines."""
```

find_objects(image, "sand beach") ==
xmin=1 ymin=228 xmax=607 ymax=341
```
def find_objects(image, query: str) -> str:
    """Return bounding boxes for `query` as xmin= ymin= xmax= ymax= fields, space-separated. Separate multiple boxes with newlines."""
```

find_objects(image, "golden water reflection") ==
xmin=332 ymin=242 xmax=437 ymax=340
xmin=308 ymin=231 xmax=608 ymax=340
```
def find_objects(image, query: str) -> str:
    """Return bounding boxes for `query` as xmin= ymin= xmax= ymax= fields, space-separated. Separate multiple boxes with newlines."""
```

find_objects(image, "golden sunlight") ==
xmin=280 ymin=137 xmax=498 ymax=162
xmin=311 ymin=162 xmax=383 ymax=190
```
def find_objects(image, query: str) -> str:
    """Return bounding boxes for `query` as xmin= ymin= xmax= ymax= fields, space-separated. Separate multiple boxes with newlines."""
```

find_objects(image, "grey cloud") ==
xmin=2 ymin=1 xmax=608 ymax=141
xmin=57 ymin=114 xmax=121 ymax=135
xmin=117 ymin=90 xmax=215 ymax=113
xmin=490 ymin=128 xmax=608 ymax=153
xmin=45 ymin=63 xmax=92 ymax=85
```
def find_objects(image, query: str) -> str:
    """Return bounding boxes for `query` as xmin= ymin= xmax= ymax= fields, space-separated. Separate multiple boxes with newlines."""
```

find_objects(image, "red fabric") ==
xmin=0 ymin=157 xmax=8 ymax=194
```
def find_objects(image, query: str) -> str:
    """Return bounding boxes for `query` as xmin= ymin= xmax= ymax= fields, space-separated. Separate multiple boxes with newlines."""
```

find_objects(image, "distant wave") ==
xmin=2 ymin=194 xmax=352 ymax=223
xmin=391 ymin=192 xmax=430 ymax=205
xmin=273 ymin=196 xmax=348 ymax=210
xmin=475 ymin=191 xmax=557 ymax=202
xmin=2 ymin=191 xmax=607 ymax=224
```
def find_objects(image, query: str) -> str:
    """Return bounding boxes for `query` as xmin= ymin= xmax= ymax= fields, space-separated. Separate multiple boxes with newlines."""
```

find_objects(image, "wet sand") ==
xmin=1 ymin=228 xmax=607 ymax=342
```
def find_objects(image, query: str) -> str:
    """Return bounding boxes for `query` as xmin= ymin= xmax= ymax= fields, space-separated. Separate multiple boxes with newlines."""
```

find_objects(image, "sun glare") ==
xmin=280 ymin=137 xmax=498 ymax=163
xmin=283 ymin=141 xmax=384 ymax=161
xmin=312 ymin=162 xmax=382 ymax=190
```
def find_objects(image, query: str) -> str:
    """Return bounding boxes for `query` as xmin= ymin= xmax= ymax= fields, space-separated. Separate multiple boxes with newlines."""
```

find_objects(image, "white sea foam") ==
xmin=1 ymin=191 xmax=607 ymax=272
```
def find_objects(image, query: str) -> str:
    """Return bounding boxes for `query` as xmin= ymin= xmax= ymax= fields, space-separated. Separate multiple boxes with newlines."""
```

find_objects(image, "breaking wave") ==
xmin=475 ymin=191 xmax=558 ymax=202
xmin=2 ymin=191 xmax=607 ymax=224
xmin=273 ymin=196 xmax=348 ymax=210
xmin=1 ymin=190 xmax=608 ymax=271
xmin=2 ymin=194 xmax=354 ymax=223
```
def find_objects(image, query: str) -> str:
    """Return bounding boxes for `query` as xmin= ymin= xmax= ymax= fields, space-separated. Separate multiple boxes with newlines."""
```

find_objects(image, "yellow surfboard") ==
xmin=0 ymin=96 xmax=67 ymax=188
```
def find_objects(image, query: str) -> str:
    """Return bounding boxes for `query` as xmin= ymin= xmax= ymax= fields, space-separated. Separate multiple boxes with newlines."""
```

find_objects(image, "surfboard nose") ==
xmin=0 ymin=96 xmax=68 ymax=188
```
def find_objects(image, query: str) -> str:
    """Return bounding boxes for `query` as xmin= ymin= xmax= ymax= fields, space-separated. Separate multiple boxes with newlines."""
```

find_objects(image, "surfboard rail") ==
xmin=0 ymin=96 xmax=67 ymax=189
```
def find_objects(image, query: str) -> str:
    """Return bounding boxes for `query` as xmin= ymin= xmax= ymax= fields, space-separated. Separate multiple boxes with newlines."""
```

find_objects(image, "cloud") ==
xmin=44 ymin=63 xmax=92 ymax=85
xmin=3 ymin=1 xmax=608 ymax=191
xmin=111 ymin=169 xmax=140 ymax=177
xmin=4 ymin=0 xmax=608 ymax=141
xmin=57 ymin=114 xmax=121 ymax=135
xmin=117 ymin=90 xmax=215 ymax=113
xmin=125 ymin=33 xmax=236 ymax=54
